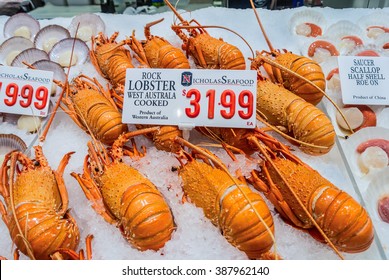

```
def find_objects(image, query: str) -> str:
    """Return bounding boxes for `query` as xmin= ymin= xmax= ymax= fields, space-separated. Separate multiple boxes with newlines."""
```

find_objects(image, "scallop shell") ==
xmin=324 ymin=20 xmax=365 ymax=42
xmin=68 ymin=13 xmax=106 ymax=42
xmin=320 ymin=56 xmax=341 ymax=94
xmin=347 ymin=44 xmax=384 ymax=57
xmin=342 ymin=126 xmax=389 ymax=179
xmin=10 ymin=48 xmax=49 ymax=68
xmin=32 ymin=60 xmax=66 ymax=100
xmin=358 ymin=11 xmax=389 ymax=39
xmin=289 ymin=9 xmax=326 ymax=38
xmin=0 ymin=134 xmax=28 ymax=165
xmin=302 ymin=38 xmax=339 ymax=64
xmin=49 ymin=38 xmax=89 ymax=67
xmin=3 ymin=13 xmax=40 ymax=40
xmin=34 ymin=25 xmax=71 ymax=53
xmin=364 ymin=167 xmax=389 ymax=247
xmin=374 ymin=33 xmax=389 ymax=55
xmin=377 ymin=107 xmax=389 ymax=130
xmin=0 ymin=36 xmax=35 ymax=66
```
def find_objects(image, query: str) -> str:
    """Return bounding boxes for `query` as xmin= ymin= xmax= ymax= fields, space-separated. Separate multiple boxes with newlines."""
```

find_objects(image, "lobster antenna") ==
xmin=256 ymin=111 xmax=329 ymax=151
xmin=253 ymin=54 xmax=355 ymax=133
xmin=175 ymin=136 xmax=279 ymax=260
xmin=247 ymin=135 xmax=344 ymax=260
xmin=249 ymin=0 xmax=274 ymax=51
xmin=164 ymin=0 xmax=186 ymax=23
xmin=39 ymin=23 xmax=81 ymax=143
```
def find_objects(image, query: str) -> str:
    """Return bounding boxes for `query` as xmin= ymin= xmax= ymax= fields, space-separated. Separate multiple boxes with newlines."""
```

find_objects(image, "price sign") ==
xmin=0 ymin=66 xmax=53 ymax=116
xmin=338 ymin=56 xmax=389 ymax=105
xmin=122 ymin=69 xmax=257 ymax=129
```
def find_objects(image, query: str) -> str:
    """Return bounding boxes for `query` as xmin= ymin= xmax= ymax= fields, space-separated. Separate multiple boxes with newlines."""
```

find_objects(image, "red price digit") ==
xmin=19 ymin=84 xmax=34 ymax=108
xmin=238 ymin=90 xmax=254 ymax=119
xmin=185 ymin=89 xmax=201 ymax=118
xmin=34 ymin=86 xmax=49 ymax=110
xmin=206 ymin=89 xmax=215 ymax=119
xmin=220 ymin=89 xmax=236 ymax=119
xmin=4 ymin=83 xmax=18 ymax=106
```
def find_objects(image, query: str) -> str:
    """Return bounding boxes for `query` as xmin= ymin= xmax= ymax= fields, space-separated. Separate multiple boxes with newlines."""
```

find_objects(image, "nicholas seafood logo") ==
xmin=181 ymin=71 xmax=192 ymax=86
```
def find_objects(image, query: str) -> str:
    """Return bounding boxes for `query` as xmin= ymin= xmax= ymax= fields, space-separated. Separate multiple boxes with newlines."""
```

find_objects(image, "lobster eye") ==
xmin=34 ymin=161 xmax=40 ymax=167
xmin=94 ymin=167 xmax=99 ymax=172
xmin=171 ymin=166 xmax=178 ymax=172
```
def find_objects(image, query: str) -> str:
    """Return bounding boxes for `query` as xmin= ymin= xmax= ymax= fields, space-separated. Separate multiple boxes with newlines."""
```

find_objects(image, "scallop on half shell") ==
xmin=34 ymin=25 xmax=71 ymax=53
xmin=342 ymin=127 xmax=389 ymax=179
xmin=358 ymin=10 xmax=389 ymax=39
xmin=0 ymin=36 xmax=35 ymax=66
xmin=0 ymin=134 xmax=29 ymax=165
xmin=289 ymin=9 xmax=326 ymax=38
xmin=3 ymin=13 xmax=40 ymax=40
xmin=68 ymin=13 xmax=106 ymax=42
xmin=10 ymin=48 xmax=49 ymax=68
xmin=364 ymin=166 xmax=389 ymax=256
xmin=49 ymin=38 xmax=90 ymax=67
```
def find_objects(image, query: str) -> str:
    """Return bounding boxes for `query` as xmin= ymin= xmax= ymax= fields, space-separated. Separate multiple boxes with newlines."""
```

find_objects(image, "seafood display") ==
xmin=1 ymin=7 xmax=388 ymax=260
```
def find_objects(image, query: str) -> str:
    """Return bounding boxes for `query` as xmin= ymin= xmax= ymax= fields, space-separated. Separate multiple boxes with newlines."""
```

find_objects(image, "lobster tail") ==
xmin=310 ymin=187 xmax=374 ymax=253
xmin=218 ymin=185 xmax=274 ymax=259
xmin=8 ymin=202 xmax=80 ymax=260
xmin=119 ymin=183 xmax=175 ymax=251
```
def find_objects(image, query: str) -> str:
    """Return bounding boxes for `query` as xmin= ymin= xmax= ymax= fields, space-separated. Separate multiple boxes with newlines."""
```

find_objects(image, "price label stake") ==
xmin=122 ymin=69 xmax=257 ymax=129
xmin=0 ymin=66 xmax=53 ymax=117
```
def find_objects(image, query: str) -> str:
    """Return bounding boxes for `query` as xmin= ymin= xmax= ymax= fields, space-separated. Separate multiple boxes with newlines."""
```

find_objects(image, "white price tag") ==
xmin=338 ymin=56 xmax=389 ymax=105
xmin=122 ymin=69 xmax=257 ymax=129
xmin=0 ymin=66 xmax=53 ymax=116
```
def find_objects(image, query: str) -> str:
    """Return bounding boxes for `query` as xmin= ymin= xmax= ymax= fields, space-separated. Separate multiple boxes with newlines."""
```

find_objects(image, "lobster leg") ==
xmin=71 ymin=157 xmax=117 ymax=224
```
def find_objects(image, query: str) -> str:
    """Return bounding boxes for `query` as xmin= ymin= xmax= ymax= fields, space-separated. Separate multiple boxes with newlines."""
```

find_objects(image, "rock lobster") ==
xmin=72 ymin=134 xmax=175 ymax=251
xmin=129 ymin=18 xmax=190 ymax=69
xmin=0 ymin=146 xmax=80 ymax=260
xmin=165 ymin=0 xmax=248 ymax=70
xmin=197 ymin=127 xmax=374 ymax=257
xmin=60 ymin=74 xmax=128 ymax=145
xmin=174 ymin=137 xmax=278 ymax=260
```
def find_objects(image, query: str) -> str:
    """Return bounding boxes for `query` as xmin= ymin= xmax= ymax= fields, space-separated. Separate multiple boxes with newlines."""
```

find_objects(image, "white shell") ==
xmin=302 ymin=38 xmax=339 ymax=64
xmin=324 ymin=20 xmax=365 ymax=42
xmin=320 ymin=56 xmax=341 ymax=94
xmin=374 ymin=33 xmax=389 ymax=56
xmin=342 ymin=127 xmax=389 ymax=179
xmin=0 ymin=134 xmax=28 ymax=165
xmin=358 ymin=11 xmax=389 ymax=39
xmin=32 ymin=60 xmax=66 ymax=100
xmin=289 ymin=9 xmax=326 ymax=38
xmin=34 ymin=25 xmax=71 ymax=53
xmin=3 ymin=13 xmax=40 ymax=40
xmin=10 ymin=48 xmax=49 ymax=68
xmin=49 ymin=38 xmax=90 ymax=67
xmin=0 ymin=36 xmax=35 ymax=66
xmin=364 ymin=167 xmax=389 ymax=249
xmin=68 ymin=13 xmax=106 ymax=42
xmin=347 ymin=44 xmax=384 ymax=57
xmin=17 ymin=115 xmax=42 ymax=133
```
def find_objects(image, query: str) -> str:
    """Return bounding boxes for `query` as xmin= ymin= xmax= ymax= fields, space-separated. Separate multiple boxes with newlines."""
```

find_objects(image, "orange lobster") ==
xmin=60 ymin=74 xmax=128 ymax=145
xmin=197 ymin=127 xmax=374 ymax=257
xmin=72 ymin=134 xmax=175 ymax=251
xmin=164 ymin=0 xmax=247 ymax=70
xmin=0 ymin=146 xmax=80 ymax=260
xmin=175 ymin=137 xmax=278 ymax=260
xmin=129 ymin=18 xmax=190 ymax=69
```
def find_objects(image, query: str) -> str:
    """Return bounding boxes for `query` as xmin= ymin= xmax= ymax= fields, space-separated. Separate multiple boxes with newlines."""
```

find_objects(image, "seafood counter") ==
xmin=0 ymin=4 xmax=389 ymax=260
